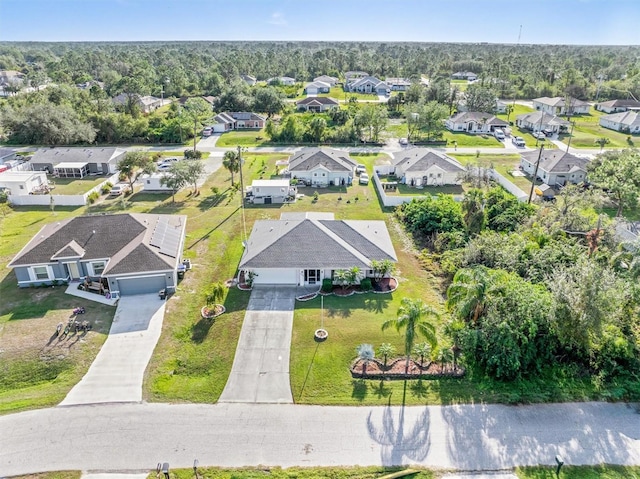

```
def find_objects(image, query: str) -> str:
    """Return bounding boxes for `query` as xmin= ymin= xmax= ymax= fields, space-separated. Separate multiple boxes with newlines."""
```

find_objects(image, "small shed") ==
xmin=246 ymin=179 xmax=297 ymax=204
xmin=142 ymin=172 xmax=175 ymax=192
xmin=535 ymin=184 xmax=556 ymax=199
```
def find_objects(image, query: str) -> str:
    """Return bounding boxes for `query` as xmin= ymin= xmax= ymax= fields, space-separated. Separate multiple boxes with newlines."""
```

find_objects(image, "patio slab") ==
xmin=65 ymin=282 xmax=118 ymax=306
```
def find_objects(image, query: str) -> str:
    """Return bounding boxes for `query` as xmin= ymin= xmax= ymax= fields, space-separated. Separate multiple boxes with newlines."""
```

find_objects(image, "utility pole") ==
xmin=237 ymin=146 xmax=247 ymax=242
xmin=566 ymin=121 xmax=575 ymax=152
xmin=528 ymin=144 xmax=544 ymax=204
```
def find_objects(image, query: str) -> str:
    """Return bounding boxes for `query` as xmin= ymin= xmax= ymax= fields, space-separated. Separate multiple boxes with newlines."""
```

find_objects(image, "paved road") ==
xmin=1 ymin=402 xmax=639 ymax=475
xmin=219 ymin=286 xmax=297 ymax=403
xmin=60 ymin=294 xmax=166 ymax=405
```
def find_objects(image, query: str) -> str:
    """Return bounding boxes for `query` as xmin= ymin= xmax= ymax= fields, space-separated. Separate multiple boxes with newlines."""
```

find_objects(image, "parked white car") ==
xmin=109 ymin=183 xmax=131 ymax=196
xmin=359 ymin=173 xmax=370 ymax=185
xmin=511 ymin=136 xmax=526 ymax=147
xmin=494 ymin=128 xmax=505 ymax=140
xmin=355 ymin=164 xmax=366 ymax=175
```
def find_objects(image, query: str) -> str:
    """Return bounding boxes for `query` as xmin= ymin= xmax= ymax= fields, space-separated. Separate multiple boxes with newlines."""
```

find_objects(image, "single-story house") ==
xmin=112 ymin=93 xmax=163 ymax=113
xmin=392 ymin=149 xmax=465 ymax=187
xmin=520 ymin=150 xmax=589 ymax=187
xmin=313 ymin=75 xmax=339 ymax=87
xmin=346 ymin=76 xmax=390 ymax=95
xmin=29 ymin=147 xmax=126 ymax=176
xmin=496 ymin=100 xmax=508 ymax=113
xmin=595 ymin=99 xmax=640 ymax=113
xmin=385 ymin=77 xmax=412 ymax=91
xmin=451 ymin=71 xmax=478 ymax=81
xmin=304 ymin=81 xmax=331 ymax=95
xmin=599 ymin=111 xmax=640 ymax=133
xmin=344 ymin=71 xmax=369 ymax=82
xmin=445 ymin=111 xmax=508 ymax=133
xmin=267 ymin=76 xmax=296 ymax=86
xmin=212 ymin=112 xmax=266 ymax=132
xmin=288 ymin=147 xmax=356 ymax=187
xmin=0 ymin=147 xmax=17 ymax=164
xmin=141 ymin=172 xmax=176 ymax=192
xmin=0 ymin=171 xmax=48 ymax=196
xmin=296 ymin=97 xmax=340 ymax=112
xmin=532 ymin=97 xmax=590 ymax=116
xmin=241 ymin=74 xmax=257 ymax=86
xmin=246 ymin=179 xmax=297 ymax=204
xmin=177 ymin=95 xmax=216 ymax=109
xmin=516 ymin=111 xmax=570 ymax=134
xmin=456 ymin=99 xmax=506 ymax=114
xmin=238 ymin=211 xmax=397 ymax=286
xmin=8 ymin=213 xmax=187 ymax=296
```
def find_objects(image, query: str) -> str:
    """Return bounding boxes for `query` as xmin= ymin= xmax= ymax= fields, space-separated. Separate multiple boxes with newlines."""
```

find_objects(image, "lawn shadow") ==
xmin=191 ymin=316 xmax=215 ymax=344
xmin=351 ymin=379 xmax=368 ymax=401
xmin=326 ymin=305 xmax=353 ymax=319
xmin=363 ymin=294 xmax=392 ymax=313
xmin=366 ymin=380 xmax=431 ymax=466
xmin=222 ymin=285 xmax=250 ymax=314
xmin=371 ymin=379 xmax=393 ymax=400
xmin=409 ymin=378 xmax=429 ymax=399
xmin=197 ymin=187 xmax=232 ymax=211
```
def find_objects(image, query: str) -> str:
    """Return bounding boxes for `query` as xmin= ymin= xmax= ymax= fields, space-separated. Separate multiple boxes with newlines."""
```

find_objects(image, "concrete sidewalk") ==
xmin=219 ymin=285 xmax=297 ymax=403
xmin=60 ymin=294 xmax=166 ymax=405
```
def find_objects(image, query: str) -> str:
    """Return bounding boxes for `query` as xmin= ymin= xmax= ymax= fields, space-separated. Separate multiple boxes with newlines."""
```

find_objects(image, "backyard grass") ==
xmin=450 ymin=79 xmax=469 ymax=92
xmin=214 ymin=129 xmax=270 ymax=147
xmin=50 ymin=176 xmax=110 ymax=195
xmin=319 ymin=90 xmax=382 ymax=101
xmin=385 ymin=120 xmax=408 ymax=138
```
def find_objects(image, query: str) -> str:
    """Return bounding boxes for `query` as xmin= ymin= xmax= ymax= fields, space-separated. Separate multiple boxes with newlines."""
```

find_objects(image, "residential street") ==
xmin=2 ymin=401 xmax=639 ymax=475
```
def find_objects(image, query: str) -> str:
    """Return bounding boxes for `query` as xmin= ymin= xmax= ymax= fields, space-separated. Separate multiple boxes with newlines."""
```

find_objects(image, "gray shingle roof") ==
xmin=597 ymin=99 xmax=640 ymax=109
xmin=448 ymin=111 xmax=508 ymax=126
xmin=9 ymin=213 xmax=186 ymax=275
xmin=30 ymin=147 xmax=125 ymax=165
xmin=516 ymin=111 xmax=570 ymax=126
xmin=296 ymin=97 xmax=339 ymax=106
xmin=289 ymin=147 xmax=356 ymax=173
xmin=392 ymin=148 xmax=465 ymax=173
xmin=534 ymin=96 xmax=589 ymax=107
xmin=521 ymin=150 xmax=589 ymax=174
xmin=239 ymin=217 xmax=396 ymax=269
xmin=601 ymin=111 xmax=640 ymax=127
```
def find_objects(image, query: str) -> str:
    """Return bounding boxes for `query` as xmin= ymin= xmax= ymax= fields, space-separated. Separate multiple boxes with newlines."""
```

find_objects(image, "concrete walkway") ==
xmin=60 ymin=294 xmax=166 ymax=405
xmin=219 ymin=285 xmax=297 ymax=403
xmin=1 ymin=402 xmax=639 ymax=475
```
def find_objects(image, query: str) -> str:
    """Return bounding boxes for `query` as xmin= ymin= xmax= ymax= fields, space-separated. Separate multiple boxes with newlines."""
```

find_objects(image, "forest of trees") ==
xmin=1 ymin=41 xmax=640 ymax=146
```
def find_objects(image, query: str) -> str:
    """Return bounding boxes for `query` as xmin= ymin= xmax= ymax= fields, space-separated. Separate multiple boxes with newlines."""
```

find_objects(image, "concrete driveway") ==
xmin=219 ymin=286 xmax=297 ymax=403
xmin=59 ymin=294 xmax=166 ymax=406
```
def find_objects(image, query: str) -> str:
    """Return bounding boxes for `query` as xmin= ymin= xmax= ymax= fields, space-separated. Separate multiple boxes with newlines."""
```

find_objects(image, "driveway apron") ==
xmin=60 ymin=294 xmax=166 ymax=406
xmin=219 ymin=285 xmax=297 ymax=403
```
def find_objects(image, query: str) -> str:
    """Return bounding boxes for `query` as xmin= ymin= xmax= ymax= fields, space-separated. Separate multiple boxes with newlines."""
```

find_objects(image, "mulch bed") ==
xmin=373 ymin=277 xmax=398 ymax=293
xmin=350 ymin=357 xmax=465 ymax=380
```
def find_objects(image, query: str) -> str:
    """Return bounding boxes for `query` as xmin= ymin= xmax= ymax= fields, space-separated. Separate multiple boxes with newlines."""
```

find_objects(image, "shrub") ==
xmin=100 ymin=182 xmax=113 ymax=195
xmin=184 ymin=149 xmax=203 ymax=159
xmin=86 ymin=191 xmax=99 ymax=204
xmin=321 ymin=278 xmax=333 ymax=293
xmin=0 ymin=190 xmax=8 ymax=203
xmin=360 ymin=278 xmax=372 ymax=291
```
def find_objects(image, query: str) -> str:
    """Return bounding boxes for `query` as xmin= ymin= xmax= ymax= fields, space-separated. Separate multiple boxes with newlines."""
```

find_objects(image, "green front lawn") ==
xmin=496 ymin=103 xmax=534 ymax=124
xmin=516 ymin=465 xmax=640 ymax=479
xmin=215 ymin=129 xmax=270 ymax=147
xmin=319 ymin=90 xmax=382 ymax=101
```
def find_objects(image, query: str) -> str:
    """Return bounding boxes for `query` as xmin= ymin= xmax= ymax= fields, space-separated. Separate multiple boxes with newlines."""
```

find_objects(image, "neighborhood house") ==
xmin=520 ymin=150 xmax=589 ymax=187
xmin=288 ymin=147 xmax=356 ymax=187
xmin=385 ymin=77 xmax=412 ymax=91
xmin=451 ymin=71 xmax=477 ymax=81
xmin=313 ymin=75 xmax=339 ymax=86
xmin=0 ymin=171 xmax=48 ymax=196
xmin=599 ymin=111 xmax=640 ymax=133
xmin=532 ymin=97 xmax=590 ymax=116
xmin=238 ymin=212 xmax=397 ymax=286
xmin=516 ymin=111 xmax=570 ymax=134
xmin=212 ymin=112 xmax=266 ymax=132
xmin=345 ymin=76 xmax=390 ymax=95
xmin=29 ymin=147 xmax=126 ymax=177
xmin=296 ymin=97 xmax=340 ymax=112
xmin=304 ymin=81 xmax=331 ymax=95
xmin=392 ymin=148 xmax=465 ymax=187
xmin=445 ymin=111 xmax=508 ymax=134
xmin=8 ymin=213 xmax=187 ymax=296
xmin=595 ymin=99 xmax=640 ymax=113
xmin=112 ymin=93 xmax=163 ymax=113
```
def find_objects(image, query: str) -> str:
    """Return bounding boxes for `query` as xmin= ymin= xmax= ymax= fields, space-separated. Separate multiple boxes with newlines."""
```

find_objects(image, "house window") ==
xmin=19 ymin=185 xmax=24 ymax=189
xmin=437 ymin=173 xmax=442 ymax=178
xmin=146 ymin=180 xmax=150 ymax=184
xmin=32 ymin=266 xmax=49 ymax=280
xmin=314 ymin=173 xmax=317 ymax=176
xmin=91 ymin=261 xmax=106 ymax=275
xmin=322 ymin=173 xmax=326 ymax=176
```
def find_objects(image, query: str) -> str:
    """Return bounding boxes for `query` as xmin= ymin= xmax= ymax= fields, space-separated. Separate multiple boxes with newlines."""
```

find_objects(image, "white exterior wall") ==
xmin=599 ymin=118 xmax=623 ymax=131
xmin=8 ymin=172 xmax=118 ymax=206
xmin=143 ymin=175 xmax=173 ymax=191
xmin=0 ymin=172 xmax=47 ymax=196
xmin=291 ymin=168 xmax=351 ymax=187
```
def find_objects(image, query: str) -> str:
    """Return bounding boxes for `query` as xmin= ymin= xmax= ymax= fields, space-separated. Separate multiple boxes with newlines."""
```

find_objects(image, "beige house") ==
xmin=599 ymin=111 xmax=640 ymax=133
xmin=392 ymin=149 xmax=465 ymax=187
xmin=532 ymin=97 xmax=590 ymax=116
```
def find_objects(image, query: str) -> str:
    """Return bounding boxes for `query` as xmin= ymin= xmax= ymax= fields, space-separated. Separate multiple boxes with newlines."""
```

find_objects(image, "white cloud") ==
xmin=268 ymin=12 xmax=287 ymax=26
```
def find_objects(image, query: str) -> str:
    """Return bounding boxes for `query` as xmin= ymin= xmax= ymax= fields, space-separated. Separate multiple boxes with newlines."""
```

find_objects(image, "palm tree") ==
xmin=377 ymin=343 xmax=396 ymax=367
xmin=446 ymin=266 xmax=501 ymax=324
xmin=222 ymin=150 xmax=240 ymax=186
xmin=412 ymin=342 xmax=432 ymax=367
xmin=382 ymin=298 xmax=439 ymax=374
xmin=437 ymin=348 xmax=454 ymax=373
xmin=356 ymin=343 xmax=375 ymax=376
xmin=595 ymin=137 xmax=610 ymax=151
xmin=462 ymin=189 xmax=486 ymax=236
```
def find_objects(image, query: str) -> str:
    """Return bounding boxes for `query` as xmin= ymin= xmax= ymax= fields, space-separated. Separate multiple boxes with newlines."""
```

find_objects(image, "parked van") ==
xmin=494 ymin=128 xmax=505 ymax=140
xmin=511 ymin=136 xmax=526 ymax=148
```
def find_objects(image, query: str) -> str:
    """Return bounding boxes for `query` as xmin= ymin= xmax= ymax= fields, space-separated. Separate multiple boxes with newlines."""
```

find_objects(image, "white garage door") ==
xmin=253 ymin=268 xmax=298 ymax=285
xmin=117 ymin=275 xmax=166 ymax=296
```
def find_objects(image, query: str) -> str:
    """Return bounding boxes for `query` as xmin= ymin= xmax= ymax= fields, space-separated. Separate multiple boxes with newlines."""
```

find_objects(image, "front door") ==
xmin=67 ymin=262 xmax=80 ymax=280
xmin=264 ymin=196 xmax=272 ymax=204
xmin=304 ymin=269 xmax=320 ymax=285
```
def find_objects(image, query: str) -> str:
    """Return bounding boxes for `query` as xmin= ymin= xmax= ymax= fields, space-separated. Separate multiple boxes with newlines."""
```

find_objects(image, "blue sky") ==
xmin=1 ymin=0 xmax=639 ymax=44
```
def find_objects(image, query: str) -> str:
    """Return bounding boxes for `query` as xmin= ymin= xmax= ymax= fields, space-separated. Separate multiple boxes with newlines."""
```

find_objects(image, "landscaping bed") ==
xmin=350 ymin=357 xmax=465 ymax=380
